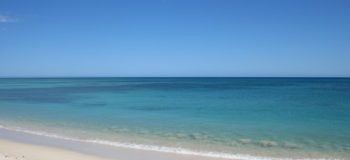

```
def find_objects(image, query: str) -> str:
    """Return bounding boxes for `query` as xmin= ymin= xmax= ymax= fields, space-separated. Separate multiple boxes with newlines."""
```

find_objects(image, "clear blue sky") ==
xmin=1 ymin=0 xmax=349 ymax=77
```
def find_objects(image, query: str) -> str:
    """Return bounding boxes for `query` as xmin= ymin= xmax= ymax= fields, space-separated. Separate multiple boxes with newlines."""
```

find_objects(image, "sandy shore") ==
xmin=0 ymin=128 xmax=226 ymax=160
xmin=0 ymin=138 xmax=113 ymax=160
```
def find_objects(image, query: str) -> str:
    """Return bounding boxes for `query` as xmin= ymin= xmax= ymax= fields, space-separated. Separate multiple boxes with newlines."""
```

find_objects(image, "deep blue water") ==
xmin=0 ymin=78 xmax=349 ymax=159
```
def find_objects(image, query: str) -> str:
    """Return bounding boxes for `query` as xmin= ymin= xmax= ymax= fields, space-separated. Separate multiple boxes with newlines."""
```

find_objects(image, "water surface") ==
xmin=0 ymin=78 xmax=349 ymax=159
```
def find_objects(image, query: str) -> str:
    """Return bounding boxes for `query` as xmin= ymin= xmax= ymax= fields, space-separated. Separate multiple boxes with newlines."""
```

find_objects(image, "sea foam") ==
xmin=0 ymin=125 xmax=340 ymax=160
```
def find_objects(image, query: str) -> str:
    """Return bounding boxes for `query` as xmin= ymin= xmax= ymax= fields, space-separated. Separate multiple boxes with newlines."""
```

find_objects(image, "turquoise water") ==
xmin=0 ymin=78 xmax=349 ymax=159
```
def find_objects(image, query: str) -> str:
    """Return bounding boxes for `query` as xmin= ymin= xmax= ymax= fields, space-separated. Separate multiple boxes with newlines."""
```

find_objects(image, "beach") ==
xmin=0 ymin=127 xmax=228 ymax=160
xmin=0 ymin=125 xmax=344 ymax=160
xmin=0 ymin=138 xmax=111 ymax=160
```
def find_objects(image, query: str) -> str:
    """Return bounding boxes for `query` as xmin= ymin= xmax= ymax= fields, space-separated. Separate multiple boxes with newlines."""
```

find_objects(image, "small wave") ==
xmin=0 ymin=125 xmax=340 ymax=160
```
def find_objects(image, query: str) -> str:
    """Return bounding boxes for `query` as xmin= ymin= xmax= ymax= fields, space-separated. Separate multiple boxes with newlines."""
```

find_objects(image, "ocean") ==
xmin=0 ymin=78 xmax=349 ymax=160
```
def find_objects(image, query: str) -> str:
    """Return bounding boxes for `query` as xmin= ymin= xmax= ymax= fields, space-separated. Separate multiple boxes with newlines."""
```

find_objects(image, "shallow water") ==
xmin=0 ymin=78 xmax=349 ymax=159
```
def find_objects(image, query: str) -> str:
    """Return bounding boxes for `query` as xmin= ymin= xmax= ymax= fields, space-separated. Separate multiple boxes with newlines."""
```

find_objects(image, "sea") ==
xmin=0 ymin=78 xmax=349 ymax=160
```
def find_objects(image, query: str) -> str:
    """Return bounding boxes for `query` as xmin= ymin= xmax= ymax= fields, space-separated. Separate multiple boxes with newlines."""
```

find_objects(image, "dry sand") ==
xmin=0 ymin=138 xmax=113 ymax=160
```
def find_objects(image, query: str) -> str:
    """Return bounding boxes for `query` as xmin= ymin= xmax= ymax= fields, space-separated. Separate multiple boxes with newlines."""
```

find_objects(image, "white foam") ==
xmin=0 ymin=125 xmax=340 ymax=160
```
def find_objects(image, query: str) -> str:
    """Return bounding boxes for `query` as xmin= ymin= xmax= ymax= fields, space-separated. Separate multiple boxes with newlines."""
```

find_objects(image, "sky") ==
xmin=0 ymin=0 xmax=349 ymax=77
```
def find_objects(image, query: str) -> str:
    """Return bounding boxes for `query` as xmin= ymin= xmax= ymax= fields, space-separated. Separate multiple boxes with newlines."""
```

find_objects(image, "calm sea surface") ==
xmin=0 ymin=78 xmax=349 ymax=159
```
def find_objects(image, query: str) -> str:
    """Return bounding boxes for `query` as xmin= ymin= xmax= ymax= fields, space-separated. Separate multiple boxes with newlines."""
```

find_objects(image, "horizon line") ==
xmin=0 ymin=76 xmax=349 ymax=79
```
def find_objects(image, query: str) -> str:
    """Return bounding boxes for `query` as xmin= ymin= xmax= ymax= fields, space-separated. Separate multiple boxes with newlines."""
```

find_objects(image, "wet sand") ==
xmin=0 ymin=128 xmax=226 ymax=160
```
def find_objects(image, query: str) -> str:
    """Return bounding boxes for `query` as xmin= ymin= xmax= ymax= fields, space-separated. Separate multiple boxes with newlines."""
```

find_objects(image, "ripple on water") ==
xmin=188 ymin=133 xmax=202 ymax=140
xmin=162 ymin=132 xmax=172 ymax=137
xmin=175 ymin=133 xmax=188 ymax=139
xmin=115 ymin=128 xmax=129 ymax=133
xmin=282 ymin=142 xmax=298 ymax=149
xmin=138 ymin=129 xmax=149 ymax=134
xmin=239 ymin=139 xmax=251 ymax=144
xmin=259 ymin=140 xmax=278 ymax=147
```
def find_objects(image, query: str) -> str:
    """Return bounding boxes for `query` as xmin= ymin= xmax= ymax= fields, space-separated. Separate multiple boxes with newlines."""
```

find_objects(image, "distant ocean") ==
xmin=0 ymin=78 xmax=349 ymax=160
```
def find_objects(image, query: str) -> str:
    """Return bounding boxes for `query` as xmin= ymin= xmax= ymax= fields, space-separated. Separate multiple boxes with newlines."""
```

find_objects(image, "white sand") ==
xmin=0 ymin=128 xmax=229 ymax=160
xmin=0 ymin=138 xmax=113 ymax=160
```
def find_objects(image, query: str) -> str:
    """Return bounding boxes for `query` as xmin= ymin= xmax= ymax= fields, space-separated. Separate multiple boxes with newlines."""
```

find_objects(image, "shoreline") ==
xmin=0 ymin=126 xmax=341 ymax=160
xmin=0 ymin=127 xmax=226 ymax=160
xmin=0 ymin=138 xmax=113 ymax=160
